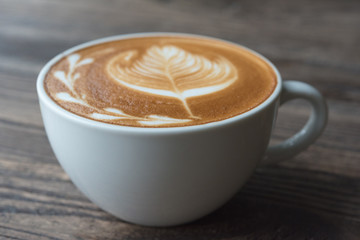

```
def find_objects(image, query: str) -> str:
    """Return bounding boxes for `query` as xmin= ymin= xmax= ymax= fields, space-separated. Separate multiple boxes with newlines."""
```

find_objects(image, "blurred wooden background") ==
xmin=0 ymin=0 xmax=359 ymax=239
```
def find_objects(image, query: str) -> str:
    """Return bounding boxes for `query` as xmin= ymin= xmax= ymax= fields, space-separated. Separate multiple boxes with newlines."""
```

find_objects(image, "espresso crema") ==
xmin=44 ymin=35 xmax=277 ymax=127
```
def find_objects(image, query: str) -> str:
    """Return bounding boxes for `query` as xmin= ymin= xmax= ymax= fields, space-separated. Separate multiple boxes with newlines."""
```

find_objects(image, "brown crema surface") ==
xmin=44 ymin=35 xmax=277 ymax=127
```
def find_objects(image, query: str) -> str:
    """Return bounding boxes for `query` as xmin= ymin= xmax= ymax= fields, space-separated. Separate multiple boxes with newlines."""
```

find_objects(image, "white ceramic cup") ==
xmin=37 ymin=33 xmax=328 ymax=227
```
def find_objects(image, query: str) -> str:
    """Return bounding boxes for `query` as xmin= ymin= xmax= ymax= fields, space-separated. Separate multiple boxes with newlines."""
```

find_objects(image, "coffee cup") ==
xmin=37 ymin=33 xmax=327 ymax=226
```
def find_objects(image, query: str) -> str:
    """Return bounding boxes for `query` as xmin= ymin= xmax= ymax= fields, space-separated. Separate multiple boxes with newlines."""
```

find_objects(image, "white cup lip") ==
xmin=37 ymin=32 xmax=282 ymax=135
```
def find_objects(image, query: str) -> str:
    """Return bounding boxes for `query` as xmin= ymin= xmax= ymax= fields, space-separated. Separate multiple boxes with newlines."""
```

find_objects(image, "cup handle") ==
xmin=260 ymin=80 xmax=328 ymax=166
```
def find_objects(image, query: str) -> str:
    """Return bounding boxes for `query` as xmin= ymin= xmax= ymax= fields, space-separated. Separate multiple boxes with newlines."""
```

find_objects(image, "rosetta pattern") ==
xmin=107 ymin=45 xmax=238 ymax=117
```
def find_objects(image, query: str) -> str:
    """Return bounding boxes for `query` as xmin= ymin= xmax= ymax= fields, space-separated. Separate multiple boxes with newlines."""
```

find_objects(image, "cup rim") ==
xmin=37 ymin=32 xmax=282 ymax=134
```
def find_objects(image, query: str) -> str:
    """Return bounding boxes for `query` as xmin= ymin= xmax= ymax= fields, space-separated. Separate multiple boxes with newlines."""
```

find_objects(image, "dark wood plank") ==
xmin=0 ymin=0 xmax=359 ymax=239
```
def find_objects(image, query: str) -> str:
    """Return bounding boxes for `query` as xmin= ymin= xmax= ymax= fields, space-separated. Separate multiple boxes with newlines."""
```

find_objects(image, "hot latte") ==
xmin=44 ymin=35 xmax=277 ymax=127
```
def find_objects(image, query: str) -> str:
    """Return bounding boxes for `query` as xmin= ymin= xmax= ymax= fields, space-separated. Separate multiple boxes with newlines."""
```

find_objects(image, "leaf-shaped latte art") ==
xmin=107 ymin=45 xmax=238 ymax=117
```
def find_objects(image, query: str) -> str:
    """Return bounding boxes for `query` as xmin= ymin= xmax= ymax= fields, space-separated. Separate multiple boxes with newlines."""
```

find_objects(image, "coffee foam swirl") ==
xmin=44 ymin=36 xmax=276 ymax=127
xmin=107 ymin=45 xmax=238 ymax=118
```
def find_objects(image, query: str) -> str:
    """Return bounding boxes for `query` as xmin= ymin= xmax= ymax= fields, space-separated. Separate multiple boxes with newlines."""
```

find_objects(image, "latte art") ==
xmin=44 ymin=35 xmax=276 ymax=127
xmin=107 ymin=45 xmax=238 ymax=118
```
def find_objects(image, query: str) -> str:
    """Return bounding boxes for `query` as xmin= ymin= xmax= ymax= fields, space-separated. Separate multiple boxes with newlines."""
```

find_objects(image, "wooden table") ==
xmin=1 ymin=0 xmax=359 ymax=239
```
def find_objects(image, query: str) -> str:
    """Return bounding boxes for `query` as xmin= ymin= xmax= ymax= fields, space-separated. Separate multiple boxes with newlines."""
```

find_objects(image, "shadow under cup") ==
xmin=37 ymin=33 xmax=327 ymax=226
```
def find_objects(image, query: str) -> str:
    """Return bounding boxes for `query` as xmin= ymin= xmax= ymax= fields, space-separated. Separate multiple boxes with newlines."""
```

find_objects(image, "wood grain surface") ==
xmin=0 ymin=0 xmax=359 ymax=239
